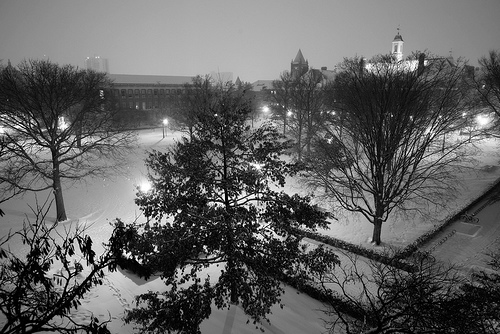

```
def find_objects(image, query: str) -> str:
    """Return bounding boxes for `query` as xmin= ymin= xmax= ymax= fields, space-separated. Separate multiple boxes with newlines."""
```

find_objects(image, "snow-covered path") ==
xmin=421 ymin=183 xmax=500 ymax=272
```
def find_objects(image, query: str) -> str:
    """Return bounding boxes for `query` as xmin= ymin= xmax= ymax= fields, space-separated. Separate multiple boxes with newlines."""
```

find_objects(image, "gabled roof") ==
xmin=293 ymin=49 xmax=307 ymax=64
xmin=108 ymin=74 xmax=194 ymax=85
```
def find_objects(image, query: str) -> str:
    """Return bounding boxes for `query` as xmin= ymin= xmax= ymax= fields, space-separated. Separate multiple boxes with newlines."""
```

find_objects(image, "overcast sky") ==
xmin=1 ymin=0 xmax=499 ymax=83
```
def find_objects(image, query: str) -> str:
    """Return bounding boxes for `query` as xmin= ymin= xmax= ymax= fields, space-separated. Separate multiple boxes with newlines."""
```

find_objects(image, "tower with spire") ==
xmin=392 ymin=28 xmax=404 ymax=62
xmin=291 ymin=49 xmax=309 ymax=78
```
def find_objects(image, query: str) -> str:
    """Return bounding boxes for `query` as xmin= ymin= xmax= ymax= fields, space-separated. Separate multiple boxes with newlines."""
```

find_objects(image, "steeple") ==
xmin=291 ymin=49 xmax=308 ymax=78
xmin=392 ymin=27 xmax=404 ymax=62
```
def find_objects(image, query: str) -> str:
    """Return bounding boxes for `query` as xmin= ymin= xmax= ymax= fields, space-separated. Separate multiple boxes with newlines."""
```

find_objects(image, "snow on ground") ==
xmin=1 ymin=128 xmax=499 ymax=333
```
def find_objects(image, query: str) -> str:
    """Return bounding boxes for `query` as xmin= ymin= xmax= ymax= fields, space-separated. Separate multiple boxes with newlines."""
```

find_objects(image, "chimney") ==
xmin=418 ymin=53 xmax=425 ymax=76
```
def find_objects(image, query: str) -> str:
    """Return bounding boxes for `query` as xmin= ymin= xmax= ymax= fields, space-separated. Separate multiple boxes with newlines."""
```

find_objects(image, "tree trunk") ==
xmin=372 ymin=218 xmax=382 ymax=245
xmin=221 ymin=129 xmax=238 ymax=304
xmin=52 ymin=160 xmax=67 ymax=222
xmin=76 ymin=121 xmax=82 ymax=148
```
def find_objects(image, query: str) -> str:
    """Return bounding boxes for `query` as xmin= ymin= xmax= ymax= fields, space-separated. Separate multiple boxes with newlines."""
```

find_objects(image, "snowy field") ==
xmin=1 ymin=128 xmax=499 ymax=333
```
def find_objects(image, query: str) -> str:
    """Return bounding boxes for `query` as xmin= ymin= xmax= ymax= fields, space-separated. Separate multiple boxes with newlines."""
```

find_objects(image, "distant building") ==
xmin=392 ymin=29 xmax=404 ymax=62
xmin=291 ymin=49 xmax=309 ymax=79
xmin=85 ymin=56 xmax=109 ymax=73
xmin=290 ymin=49 xmax=337 ymax=86
xmin=365 ymin=29 xmax=461 ymax=74
xmin=107 ymin=74 xmax=193 ymax=111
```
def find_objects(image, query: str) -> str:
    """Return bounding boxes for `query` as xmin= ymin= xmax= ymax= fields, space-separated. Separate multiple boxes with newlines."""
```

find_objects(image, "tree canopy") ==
xmin=112 ymin=79 xmax=337 ymax=333
xmin=0 ymin=59 xmax=135 ymax=221
xmin=302 ymin=53 xmax=478 ymax=245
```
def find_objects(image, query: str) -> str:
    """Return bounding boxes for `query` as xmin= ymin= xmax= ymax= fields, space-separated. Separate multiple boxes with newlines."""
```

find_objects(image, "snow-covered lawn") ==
xmin=1 ymin=128 xmax=499 ymax=333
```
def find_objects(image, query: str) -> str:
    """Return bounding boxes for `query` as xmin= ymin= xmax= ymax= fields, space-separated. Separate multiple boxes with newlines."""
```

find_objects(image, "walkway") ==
xmin=421 ymin=184 xmax=500 ymax=272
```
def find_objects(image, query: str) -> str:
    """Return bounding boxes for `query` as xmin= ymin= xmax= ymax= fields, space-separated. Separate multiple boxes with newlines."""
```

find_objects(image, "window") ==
xmin=129 ymin=101 xmax=133 ymax=109
xmin=177 ymin=89 xmax=182 ymax=94
xmin=128 ymin=89 xmax=133 ymax=98
xmin=142 ymin=102 xmax=146 ymax=110
xmin=154 ymin=89 xmax=158 ymax=96
xmin=121 ymin=89 xmax=126 ymax=98
xmin=114 ymin=89 xmax=120 ymax=96
xmin=141 ymin=89 xmax=146 ymax=98
xmin=147 ymin=89 xmax=152 ymax=95
xmin=136 ymin=102 xmax=140 ymax=110
xmin=134 ymin=89 xmax=139 ymax=97
xmin=393 ymin=44 xmax=398 ymax=53
xmin=165 ymin=89 xmax=170 ymax=94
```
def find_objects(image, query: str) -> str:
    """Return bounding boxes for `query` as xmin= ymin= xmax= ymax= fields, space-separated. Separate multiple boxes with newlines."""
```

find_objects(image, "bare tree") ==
xmin=170 ymin=75 xmax=212 ymax=140
xmin=270 ymin=70 xmax=327 ymax=160
xmin=0 ymin=199 xmax=123 ymax=334
xmin=471 ymin=50 xmax=500 ymax=129
xmin=302 ymin=53 xmax=478 ymax=245
xmin=171 ymin=75 xmax=257 ymax=139
xmin=269 ymin=72 xmax=295 ymax=135
xmin=0 ymin=60 xmax=136 ymax=221
xmin=312 ymin=250 xmax=491 ymax=334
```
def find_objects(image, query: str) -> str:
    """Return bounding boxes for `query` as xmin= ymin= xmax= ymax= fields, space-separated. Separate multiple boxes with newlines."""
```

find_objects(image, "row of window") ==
xmin=114 ymin=88 xmax=183 ymax=99
xmin=121 ymin=101 xmax=172 ymax=110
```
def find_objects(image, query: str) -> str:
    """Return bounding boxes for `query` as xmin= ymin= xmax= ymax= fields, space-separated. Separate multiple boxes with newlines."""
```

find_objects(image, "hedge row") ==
xmin=295 ymin=228 xmax=417 ymax=272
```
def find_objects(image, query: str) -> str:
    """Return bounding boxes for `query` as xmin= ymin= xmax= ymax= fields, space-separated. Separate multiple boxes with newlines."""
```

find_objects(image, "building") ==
xmin=392 ymin=29 xmax=404 ymax=62
xmin=85 ymin=56 xmax=109 ymax=73
xmin=107 ymin=74 xmax=194 ymax=111
xmin=291 ymin=49 xmax=309 ymax=79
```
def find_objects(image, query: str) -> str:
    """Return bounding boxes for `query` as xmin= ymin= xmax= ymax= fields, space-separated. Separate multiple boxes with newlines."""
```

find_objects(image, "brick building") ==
xmin=107 ymin=74 xmax=193 ymax=111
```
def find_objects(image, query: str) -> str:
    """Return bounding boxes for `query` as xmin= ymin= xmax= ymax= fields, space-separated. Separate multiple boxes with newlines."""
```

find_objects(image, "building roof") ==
xmin=251 ymin=80 xmax=274 ymax=91
xmin=393 ymin=32 xmax=403 ymax=42
xmin=108 ymin=74 xmax=194 ymax=85
xmin=292 ymin=49 xmax=307 ymax=64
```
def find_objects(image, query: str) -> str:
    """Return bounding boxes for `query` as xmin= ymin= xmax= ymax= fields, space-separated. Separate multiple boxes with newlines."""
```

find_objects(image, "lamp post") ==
xmin=162 ymin=118 xmax=169 ymax=138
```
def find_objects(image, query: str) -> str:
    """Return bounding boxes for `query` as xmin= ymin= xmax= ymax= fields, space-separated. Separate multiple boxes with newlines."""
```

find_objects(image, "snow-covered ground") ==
xmin=1 ymin=128 xmax=499 ymax=333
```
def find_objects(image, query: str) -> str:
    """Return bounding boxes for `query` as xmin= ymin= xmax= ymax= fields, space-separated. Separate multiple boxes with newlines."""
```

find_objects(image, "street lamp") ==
xmin=162 ymin=118 xmax=169 ymax=138
xmin=476 ymin=114 xmax=490 ymax=128
xmin=139 ymin=180 xmax=152 ymax=193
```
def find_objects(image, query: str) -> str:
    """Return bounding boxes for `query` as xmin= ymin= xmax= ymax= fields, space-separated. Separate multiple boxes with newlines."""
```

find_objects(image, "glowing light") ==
xmin=139 ymin=181 xmax=152 ymax=193
xmin=262 ymin=106 xmax=270 ymax=113
xmin=476 ymin=114 xmax=490 ymax=127
xmin=58 ymin=116 xmax=69 ymax=130
xmin=163 ymin=119 xmax=169 ymax=126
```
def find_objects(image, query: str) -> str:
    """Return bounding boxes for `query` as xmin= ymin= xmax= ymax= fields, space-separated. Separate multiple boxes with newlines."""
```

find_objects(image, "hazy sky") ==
xmin=1 ymin=0 xmax=499 ymax=83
